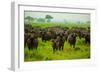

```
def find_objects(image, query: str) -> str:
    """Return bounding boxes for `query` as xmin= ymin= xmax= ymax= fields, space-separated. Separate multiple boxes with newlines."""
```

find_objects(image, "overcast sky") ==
xmin=24 ymin=11 xmax=90 ymax=23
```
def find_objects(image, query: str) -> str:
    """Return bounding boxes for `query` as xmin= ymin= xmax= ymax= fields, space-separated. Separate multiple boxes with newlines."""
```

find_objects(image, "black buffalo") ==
xmin=27 ymin=34 xmax=38 ymax=50
xmin=67 ymin=33 xmax=77 ymax=48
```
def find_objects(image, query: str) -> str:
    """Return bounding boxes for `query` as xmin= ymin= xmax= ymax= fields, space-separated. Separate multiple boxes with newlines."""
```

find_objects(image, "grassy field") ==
xmin=31 ymin=22 xmax=90 ymax=28
xmin=24 ymin=22 xmax=90 ymax=62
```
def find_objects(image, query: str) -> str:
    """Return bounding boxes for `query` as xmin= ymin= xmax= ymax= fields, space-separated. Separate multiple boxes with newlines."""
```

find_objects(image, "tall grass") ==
xmin=24 ymin=37 xmax=90 ymax=62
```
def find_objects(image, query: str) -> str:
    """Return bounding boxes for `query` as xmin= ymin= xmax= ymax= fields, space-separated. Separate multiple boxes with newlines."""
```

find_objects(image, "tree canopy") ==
xmin=45 ymin=15 xmax=53 ymax=22
xmin=25 ymin=16 xmax=35 ymax=24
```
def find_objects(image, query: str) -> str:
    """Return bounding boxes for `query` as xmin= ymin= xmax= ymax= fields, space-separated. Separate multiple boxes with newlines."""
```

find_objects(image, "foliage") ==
xmin=45 ymin=15 xmax=53 ymax=22
xmin=25 ymin=16 xmax=34 ymax=24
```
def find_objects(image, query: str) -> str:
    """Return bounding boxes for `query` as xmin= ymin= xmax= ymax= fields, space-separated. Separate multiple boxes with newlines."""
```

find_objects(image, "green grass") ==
xmin=24 ymin=38 xmax=90 ymax=62
xmin=24 ymin=22 xmax=90 ymax=62
xmin=31 ymin=22 xmax=90 ymax=28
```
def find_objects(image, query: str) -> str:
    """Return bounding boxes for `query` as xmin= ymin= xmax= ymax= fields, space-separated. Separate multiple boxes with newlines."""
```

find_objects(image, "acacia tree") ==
xmin=45 ymin=15 xmax=53 ymax=22
xmin=25 ymin=16 xmax=34 ymax=24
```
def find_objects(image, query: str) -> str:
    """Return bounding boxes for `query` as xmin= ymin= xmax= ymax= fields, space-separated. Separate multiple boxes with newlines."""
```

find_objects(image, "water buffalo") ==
xmin=27 ymin=34 xmax=38 ymax=50
xmin=67 ymin=33 xmax=77 ymax=48
xmin=52 ymin=35 xmax=65 ymax=52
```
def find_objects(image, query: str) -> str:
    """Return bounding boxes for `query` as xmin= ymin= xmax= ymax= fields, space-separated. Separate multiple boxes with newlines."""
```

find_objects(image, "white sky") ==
xmin=24 ymin=11 xmax=90 ymax=23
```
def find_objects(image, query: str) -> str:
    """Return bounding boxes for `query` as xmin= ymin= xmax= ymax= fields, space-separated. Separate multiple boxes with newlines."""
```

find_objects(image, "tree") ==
xmin=45 ymin=15 xmax=53 ymax=22
xmin=25 ymin=16 xmax=34 ymax=24
xmin=37 ymin=18 xmax=45 ymax=22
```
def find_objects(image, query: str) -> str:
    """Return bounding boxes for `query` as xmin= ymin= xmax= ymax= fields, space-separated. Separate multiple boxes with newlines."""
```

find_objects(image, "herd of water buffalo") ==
xmin=24 ymin=24 xmax=90 ymax=52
